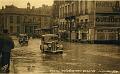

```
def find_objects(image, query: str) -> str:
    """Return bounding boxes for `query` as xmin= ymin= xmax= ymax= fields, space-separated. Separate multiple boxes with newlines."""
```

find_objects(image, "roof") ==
xmin=0 ymin=4 xmax=52 ymax=16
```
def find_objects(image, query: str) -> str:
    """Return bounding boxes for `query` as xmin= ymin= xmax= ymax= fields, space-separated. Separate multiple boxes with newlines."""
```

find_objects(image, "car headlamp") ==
xmin=48 ymin=44 xmax=51 ymax=47
xmin=43 ymin=45 xmax=48 ymax=49
xmin=57 ymin=44 xmax=60 ymax=47
xmin=59 ymin=44 xmax=63 ymax=49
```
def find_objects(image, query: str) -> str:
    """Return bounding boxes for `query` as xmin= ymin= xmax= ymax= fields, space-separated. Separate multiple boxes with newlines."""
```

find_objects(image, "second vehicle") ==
xmin=18 ymin=34 xmax=29 ymax=46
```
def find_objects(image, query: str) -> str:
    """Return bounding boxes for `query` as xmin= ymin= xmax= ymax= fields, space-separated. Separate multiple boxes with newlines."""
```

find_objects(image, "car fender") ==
xmin=59 ymin=44 xmax=63 ymax=49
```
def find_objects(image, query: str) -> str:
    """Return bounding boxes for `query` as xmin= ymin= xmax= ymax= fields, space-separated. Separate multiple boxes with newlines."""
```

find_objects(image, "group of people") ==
xmin=0 ymin=29 xmax=14 ymax=73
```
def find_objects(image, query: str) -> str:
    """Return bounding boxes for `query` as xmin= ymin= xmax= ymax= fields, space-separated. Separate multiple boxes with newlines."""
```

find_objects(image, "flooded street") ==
xmin=10 ymin=38 xmax=120 ymax=74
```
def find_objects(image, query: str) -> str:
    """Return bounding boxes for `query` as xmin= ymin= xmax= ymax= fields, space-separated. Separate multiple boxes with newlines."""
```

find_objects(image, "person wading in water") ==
xmin=0 ymin=29 xmax=14 ymax=73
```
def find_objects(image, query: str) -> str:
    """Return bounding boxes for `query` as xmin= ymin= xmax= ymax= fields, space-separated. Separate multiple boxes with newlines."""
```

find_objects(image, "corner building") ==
xmin=58 ymin=1 xmax=120 ymax=43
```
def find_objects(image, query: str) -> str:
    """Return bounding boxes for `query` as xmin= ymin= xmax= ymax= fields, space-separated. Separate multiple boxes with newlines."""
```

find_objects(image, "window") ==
xmin=34 ymin=26 xmax=37 ymax=33
xmin=85 ymin=1 xmax=88 ymax=14
xmin=24 ymin=16 xmax=27 ymax=22
xmin=68 ymin=5 xmax=70 ymax=15
xmin=10 ymin=26 xmax=13 ymax=33
xmin=85 ymin=19 xmax=88 ymax=22
xmin=17 ymin=26 xmax=20 ymax=33
xmin=25 ymin=26 xmax=28 ymax=33
xmin=17 ymin=16 xmax=20 ymax=24
xmin=65 ymin=6 xmax=67 ymax=16
xmin=1 ymin=16 xmax=4 ymax=25
xmin=72 ymin=4 xmax=74 ymax=15
xmin=80 ymin=1 xmax=83 ymax=15
xmin=10 ymin=16 xmax=13 ymax=23
xmin=33 ymin=17 xmax=36 ymax=22
xmin=81 ymin=20 xmax=83 ymax=22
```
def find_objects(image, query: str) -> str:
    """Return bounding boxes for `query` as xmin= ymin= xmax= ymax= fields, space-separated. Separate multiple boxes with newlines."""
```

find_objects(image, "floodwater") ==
xmin=10 ymin=38 xmax=120 ymax=74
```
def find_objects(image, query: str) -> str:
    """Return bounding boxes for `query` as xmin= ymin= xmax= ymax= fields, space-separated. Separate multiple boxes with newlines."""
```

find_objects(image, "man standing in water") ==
xmin=0 ymin=29 xmax=14 ymax=73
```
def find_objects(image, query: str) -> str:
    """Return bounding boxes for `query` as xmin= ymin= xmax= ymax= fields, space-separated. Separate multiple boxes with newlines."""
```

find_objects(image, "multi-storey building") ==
xmin=58 ymin=1 xmax=120 ymax=43
xmin=58 ymin=1 xmax=94 ymax=41
xmin=91 ymin=1 xmax=120 ymax=43
xmin=0 ymin=2 xmax=52 ymax=35
xmin=51 ymin=1 xmax=65 ymax=34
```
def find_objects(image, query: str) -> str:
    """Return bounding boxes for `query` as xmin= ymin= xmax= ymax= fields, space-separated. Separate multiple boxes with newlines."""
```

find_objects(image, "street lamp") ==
xmin=65 ymin=16 xmax=75 ymax=42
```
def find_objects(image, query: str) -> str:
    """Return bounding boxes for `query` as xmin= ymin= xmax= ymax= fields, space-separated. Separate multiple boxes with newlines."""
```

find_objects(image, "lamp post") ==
xmin=65 ymin=16 xmax=75 ymax=42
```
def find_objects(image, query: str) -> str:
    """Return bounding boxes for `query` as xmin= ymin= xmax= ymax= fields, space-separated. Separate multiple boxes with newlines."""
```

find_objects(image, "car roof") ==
xmin=42 ymin=34 xmax=58 ymax=37
xmin=19 ymin=34 xmax=27 ymax=36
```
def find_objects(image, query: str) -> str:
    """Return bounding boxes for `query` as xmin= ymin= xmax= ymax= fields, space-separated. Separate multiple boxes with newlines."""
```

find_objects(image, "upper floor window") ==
xmin=85 ymin=19 xmax=88 ymax=22
xmin=10 ymin=16 xmax=13 ymax=23
xmin=1 ymin=16 xmax=4 ymax=24
xmin=33 ymin=17 xmax=36 ymax=22
xmin=10 ymin=26 xmax=13 ymax=33
xmin=24 ymin=16 xmax=27 ymax=22
xmin=85 ymin=1 xmax=88 ymax=14
xmin=17 ymin=16 xmax=20 ymax=24
xmin=72 ymin=3 xmax=74 ymax=14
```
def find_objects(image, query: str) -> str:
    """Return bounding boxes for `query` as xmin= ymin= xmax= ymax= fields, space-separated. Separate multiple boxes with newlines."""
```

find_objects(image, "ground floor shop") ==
xmin=59 ymin=28 xmax=120 ymax=44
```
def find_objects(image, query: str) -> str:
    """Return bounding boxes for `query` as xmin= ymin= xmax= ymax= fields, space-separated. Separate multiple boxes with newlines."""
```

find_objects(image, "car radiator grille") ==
xmin=52 ymin=42 xmax=56 ymax=51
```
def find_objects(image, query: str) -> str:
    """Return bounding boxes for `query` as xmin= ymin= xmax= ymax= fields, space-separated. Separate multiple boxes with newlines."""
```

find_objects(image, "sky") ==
xmin=0 ymin=0 xmax=54 ymax=9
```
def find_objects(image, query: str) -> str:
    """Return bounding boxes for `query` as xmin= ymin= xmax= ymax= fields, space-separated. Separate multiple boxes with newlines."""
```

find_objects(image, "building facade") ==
xmin=58 ymin=1 xmax=120 ymax=43
xmin=0 ymin=2 xmax=52 ymax=36
xmin=51 ymin=1 xmax=65 ymax=34
xmin=89 ymin=1 xmax=120 ymax=43
xmin=58 ymin=1 xmax=94 ymax=41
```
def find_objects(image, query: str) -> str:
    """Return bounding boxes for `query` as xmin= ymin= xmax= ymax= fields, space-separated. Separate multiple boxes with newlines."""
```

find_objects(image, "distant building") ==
xmin=58 ymin=1 xmax=120 ymax=43
xmin=0 ymin=2 xmax=52 ymax=35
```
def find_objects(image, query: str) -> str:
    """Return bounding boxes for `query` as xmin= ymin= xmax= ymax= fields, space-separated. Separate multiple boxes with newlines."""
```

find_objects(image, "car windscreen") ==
xmin=43 ymin=36 xmax=58 ymax=42
xmin=20 ymin=36 xmax=28 ymax=39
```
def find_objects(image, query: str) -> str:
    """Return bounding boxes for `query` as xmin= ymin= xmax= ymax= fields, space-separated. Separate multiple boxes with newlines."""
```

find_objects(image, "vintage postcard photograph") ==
xmin=0 ymin=0 xmax=120 ymax=74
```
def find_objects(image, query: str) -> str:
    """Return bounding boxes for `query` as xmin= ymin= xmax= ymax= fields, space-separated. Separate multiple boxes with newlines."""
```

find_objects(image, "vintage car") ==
xmin=40 ymin=34 xmax=63 ymax=54
xmin=18 ymin=34 xmax=29 ymax=46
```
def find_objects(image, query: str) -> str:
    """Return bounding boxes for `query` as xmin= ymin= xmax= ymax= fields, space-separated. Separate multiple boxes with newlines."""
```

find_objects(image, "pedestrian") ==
xmin=0 ymin=32 xmax=3 ymax=72
xmin=0 ymin=29 xmax=14 ymax=73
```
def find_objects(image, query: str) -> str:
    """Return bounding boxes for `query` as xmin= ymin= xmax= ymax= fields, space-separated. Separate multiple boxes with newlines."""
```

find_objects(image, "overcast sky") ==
xmin=0 ymin=0 xmax=53 ymax=9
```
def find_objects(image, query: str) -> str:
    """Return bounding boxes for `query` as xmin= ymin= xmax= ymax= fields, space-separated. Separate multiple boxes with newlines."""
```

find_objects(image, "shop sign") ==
xmin=96 ymin=16 xmax=120 ymax=23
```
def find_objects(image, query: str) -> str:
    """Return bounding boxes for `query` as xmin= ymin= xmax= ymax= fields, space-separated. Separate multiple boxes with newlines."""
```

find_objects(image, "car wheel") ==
xmin=26 ymin=42 xmax=28 ymax=46
xmin=40 ymin=45 xmax=44 ymax=53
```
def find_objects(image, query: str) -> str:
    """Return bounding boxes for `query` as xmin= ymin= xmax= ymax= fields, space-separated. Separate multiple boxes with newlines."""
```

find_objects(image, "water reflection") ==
xmin=41 ymin=53 xmax=63 ymax=61
xmin=27 ymin=65 xmax=35 ymax=72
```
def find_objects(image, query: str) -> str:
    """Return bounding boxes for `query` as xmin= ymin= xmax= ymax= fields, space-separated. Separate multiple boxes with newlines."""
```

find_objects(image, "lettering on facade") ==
xmin=96 ymin=16 xmax=120 ymax=22
xmin=96 ymin=1 xmax=115 ymax=7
